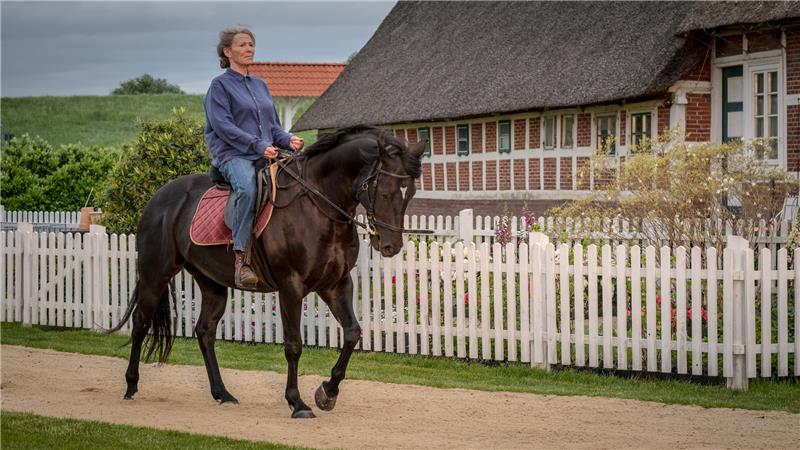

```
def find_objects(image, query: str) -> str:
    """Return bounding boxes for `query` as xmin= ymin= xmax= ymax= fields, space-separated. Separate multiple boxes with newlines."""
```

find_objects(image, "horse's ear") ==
xmin=409 ymin=140 xmax=427 ymax=158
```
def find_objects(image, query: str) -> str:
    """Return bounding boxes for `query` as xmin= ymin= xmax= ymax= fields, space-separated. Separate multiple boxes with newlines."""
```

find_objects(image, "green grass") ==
xmin=0 ymin=411 xmax=307 ymax=450
xmin=0 ymin=95 xmax=318 ymax=149
xmin=2 ymin=322 xmax=798 ymax=413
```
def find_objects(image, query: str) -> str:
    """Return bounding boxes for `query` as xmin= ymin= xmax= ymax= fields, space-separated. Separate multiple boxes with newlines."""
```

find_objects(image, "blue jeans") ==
xmin=219 ymin=158 xmax=258 ymax=252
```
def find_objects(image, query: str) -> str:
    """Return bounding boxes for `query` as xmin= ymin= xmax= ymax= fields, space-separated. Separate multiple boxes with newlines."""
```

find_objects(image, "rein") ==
xmin=273 ymin=149 xmax=422 ymax=236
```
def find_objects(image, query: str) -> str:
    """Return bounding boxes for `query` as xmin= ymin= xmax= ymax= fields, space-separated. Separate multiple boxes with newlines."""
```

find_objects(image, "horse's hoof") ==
xmin=315 ymin=384 xmax=337 ymax=411
xmin=123 ymin=395 xmax=134 ymax=400
xmin=291 ymin=409 xmax=316 ymax=419
xmin=215 ymin=392 xmax=239 ymax=404
xmin=123 ymin=387 xmax=137 ymax=400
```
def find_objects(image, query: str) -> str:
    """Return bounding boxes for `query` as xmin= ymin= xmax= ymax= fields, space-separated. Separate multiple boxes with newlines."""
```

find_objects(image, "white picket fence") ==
xmin=2 ymin=225 xmax=798 ymax=389
xmin=0 ymin=207 xmax=80 ymax=227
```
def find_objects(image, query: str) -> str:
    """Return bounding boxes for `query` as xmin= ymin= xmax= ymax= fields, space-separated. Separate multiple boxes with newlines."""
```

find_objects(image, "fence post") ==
xmin=89 ymin=224 xmax=106 ymax=332
xmin=17 ymin=223 xmax=33 ymax=326
xmin=727 ymin=235 xmax=749 ymax=390
xmin=530 ymin=233 xmax=551 ymax=370
xmin=458 ymin=209 xmax=474 ymax=244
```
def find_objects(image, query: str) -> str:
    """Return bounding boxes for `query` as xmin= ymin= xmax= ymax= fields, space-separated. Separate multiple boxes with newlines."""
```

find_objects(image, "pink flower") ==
xmin=656 ymin=295 xmax=662 ymax=306
xmin=391 ymin=275 xmax=396 ymax=284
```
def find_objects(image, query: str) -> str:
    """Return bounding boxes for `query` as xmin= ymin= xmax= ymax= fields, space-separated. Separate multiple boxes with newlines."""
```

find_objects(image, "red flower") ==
xmin=626 ymin=309 xmax=632 ymax=317
xmin=416 ymin=295 xmax=421 ymax=304
xmin=391 ymin=275 xmax=396 ymax=284
xmin=656 ymin=295 xmax=662 ymax=306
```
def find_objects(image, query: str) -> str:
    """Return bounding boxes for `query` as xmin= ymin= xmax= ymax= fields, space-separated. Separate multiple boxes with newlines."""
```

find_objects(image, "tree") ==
xmin=99 ymin=108 xmax=209 ymax=234
xmin=549 ymin=132 xmax=799 ymax=249
xmin=111 ymin=74 xmax=185 ymax=95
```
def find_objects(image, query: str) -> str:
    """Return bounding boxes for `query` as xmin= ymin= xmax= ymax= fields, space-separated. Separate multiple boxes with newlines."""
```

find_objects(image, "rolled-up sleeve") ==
xmin=205 ymin=80 xmax=268 ymax=156
xmin=270 ymin=102 xmax=292 ymax=149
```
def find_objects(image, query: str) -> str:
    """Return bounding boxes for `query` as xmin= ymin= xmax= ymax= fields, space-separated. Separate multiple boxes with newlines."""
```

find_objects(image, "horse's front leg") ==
xmin=279 ymin=286 xmax=315 ymax=419
xmin=315 ymin=274 xmax=361 ymax=412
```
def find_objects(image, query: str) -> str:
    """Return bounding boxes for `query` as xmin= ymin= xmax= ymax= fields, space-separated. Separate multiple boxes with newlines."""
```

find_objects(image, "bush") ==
xmin=99 ymin=109 xmax=210 ymax=234
xmin=0 ymin=135 xmax=118 ymax=210
xmin=111 ymin=74 xmax=185 ymax=95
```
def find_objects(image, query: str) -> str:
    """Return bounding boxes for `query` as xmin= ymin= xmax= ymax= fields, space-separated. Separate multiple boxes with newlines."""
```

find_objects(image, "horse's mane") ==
xmin=302 ymin=125 xmax=421 ymax=178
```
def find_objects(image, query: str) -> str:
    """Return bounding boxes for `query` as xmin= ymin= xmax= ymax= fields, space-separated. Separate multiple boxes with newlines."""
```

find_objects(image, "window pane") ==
xmin=563 ymin=116 xmax=574 ymax=147
xmin=770 ymin=72 xmax=777 ymax=93
xmin=756 ymin=96 xmax=764 ymax=116
xmin=727 ymin=76 xmax=743 ymax=102
xmin=418 ymin=128 xmax=431 ymax=155
xmin=727 ymin=111 xmax=742 ymax=138
xmin=770 ymin=94 xmax=778 ymax=115
xmin=769 ymin=116 xmax=778 ymax=138
xmin=545 ymin=117 xmax=554 ymax=147
xmin=645 ymin=114 xmax=651 ymax=136
xmin=756 ymin=73 xmax=764 ymax=94
xmin=499 ymin=121 xmax=510 ymax=151
xmin=756 ymin=117 xmax=764 ymax=138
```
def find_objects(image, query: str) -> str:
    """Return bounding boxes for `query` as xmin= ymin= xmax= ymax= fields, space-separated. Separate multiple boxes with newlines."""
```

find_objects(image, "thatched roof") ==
xmin=293 ymin=1 xmax=799 ymax=131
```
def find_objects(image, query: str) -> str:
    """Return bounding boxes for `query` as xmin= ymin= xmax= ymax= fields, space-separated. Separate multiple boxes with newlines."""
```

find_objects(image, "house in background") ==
xmin=293 ymin=1 xmax=800 ymax=217
xmin=248 ymin=62 xmax=346 ymax=131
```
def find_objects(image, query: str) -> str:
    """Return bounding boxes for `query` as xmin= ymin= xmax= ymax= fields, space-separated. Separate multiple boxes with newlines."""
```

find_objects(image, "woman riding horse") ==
xmin=110 ymin=123 xmax=426 ymax=418
xmin=205 ymin=26 xmax=304 ymax=288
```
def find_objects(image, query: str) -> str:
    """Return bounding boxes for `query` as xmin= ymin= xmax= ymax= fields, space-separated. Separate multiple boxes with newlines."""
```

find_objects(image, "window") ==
xmin=630 ymin=112 xmax=652 ymax=151
xmin=753 ymin=70 xmax=778 ymax=159
xmin=543 ymin=116 xmax=555 ymax=149
xmin=596 ymin=114 xmax=617 ymax=154
xmin=562 ymin=115 xmax=575 ymax=149
xmin=498 ymin=120 xmax=511 ymax=153
xmin=457 ymin=124 xmax=470 ymax=156
xmin=418 ymin=127 xmax=431 ymax=156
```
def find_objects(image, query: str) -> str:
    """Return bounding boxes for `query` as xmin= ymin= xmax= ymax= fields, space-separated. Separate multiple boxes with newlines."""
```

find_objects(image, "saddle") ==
xmin=189 ymin=161 xmax=280 ymax=246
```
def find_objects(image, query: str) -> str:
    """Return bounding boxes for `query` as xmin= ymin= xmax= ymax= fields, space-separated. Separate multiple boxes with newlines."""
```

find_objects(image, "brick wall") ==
xmin=434 ymin=163 xmax=444 ymax=190
xmin=458 ymin=162 xmax=469 ymax=191
xmin=529 ymin=159 xmax=541 ymax=189
xmin=499 ymin=160 xmax=511 ymax=190
xmin=685 ymin=93 xmax=711 ymax=142
xmin=485 ymin=160 xmax=497 ymax=190
xmin=576 ymin=157 xmax=591 ymax=190
xmin=716 ymin=35 xmax=743 ymax=58
xmin=577 ymin=113 xmax=591 ymax=147
xmin=471 ymin=123 xmax=483 ymax=153
xmin=619 ymin=110 xmax=627 ymax=146
xmin=407 ymin=128 xmax=418 ymax=144
xmin=747 ymin=30 xmax=783 ymax=53
xmin=422 ymin=163 xmax=432 ymax=190
xmin=433 ymin=127 xmax=443 ymax=155
xmin=513 ymin=160 xmax=526 ymax=190
xmin=560 ymin=157 xmax=572 ymax=190
xmin=445 ymin=162 xmax=456 ymax=190
xmin=529 ymin=117 xmax=541 ymax=149
xmin=514 ymin=119 xmax=526 ymax=150
xmin=472 ymin=161 xmax=484 ymax=190
xmin=395 ymin=128 xmax=405 ymax=139
xmin=680 ymin=38 xmax=712 ymax=82
xmin=788 ymin=28 xmax=800 ymax=171
xmin=658 ymin=106 xmax=671 ymax=136
xmin=445 ymin=126 xmax=456 ymax=155
xmin=485 ymin=122 xmax=497 ymax=152
xmin=543 ymin=158 xmax=557 ymax=190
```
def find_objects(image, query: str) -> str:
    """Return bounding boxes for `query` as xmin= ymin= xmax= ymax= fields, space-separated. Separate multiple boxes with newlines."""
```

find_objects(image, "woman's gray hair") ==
xmin=217 ymin=26 xmax=255 ymax=69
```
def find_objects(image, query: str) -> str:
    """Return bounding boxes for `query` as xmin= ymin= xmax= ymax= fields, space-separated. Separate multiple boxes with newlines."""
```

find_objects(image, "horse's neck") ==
xmin=303 ymin=148 xmax=363 ymax=214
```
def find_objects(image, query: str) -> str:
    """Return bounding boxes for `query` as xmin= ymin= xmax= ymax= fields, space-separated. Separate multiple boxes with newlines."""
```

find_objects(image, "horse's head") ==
xmin=357 ymin=138 xmax=426 ymax=257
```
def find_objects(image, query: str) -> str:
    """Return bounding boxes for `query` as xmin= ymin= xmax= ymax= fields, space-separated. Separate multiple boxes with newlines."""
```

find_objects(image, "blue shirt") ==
xmin=204 ymin=68 xmax=292 ymax=167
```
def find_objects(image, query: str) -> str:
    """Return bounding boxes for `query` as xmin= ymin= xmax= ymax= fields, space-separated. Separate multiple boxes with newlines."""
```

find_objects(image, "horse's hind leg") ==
xmin=124 ymin=280 xmax=171 ymax=399
xmin=279 ymin=285 xmax=315 ymax=418
xmin=191 ymin=270 xmax=238 ymax=404
xmin=314 ymin=274 xmax=361 ymax=411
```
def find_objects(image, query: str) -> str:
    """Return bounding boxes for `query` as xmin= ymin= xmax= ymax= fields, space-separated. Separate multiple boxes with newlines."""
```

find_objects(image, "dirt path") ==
xmin=1 ymin=345 xmax=797 ymax=449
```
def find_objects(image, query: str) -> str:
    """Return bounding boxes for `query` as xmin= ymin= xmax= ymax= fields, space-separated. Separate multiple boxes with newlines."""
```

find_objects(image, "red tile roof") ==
xmin=248 ymin=62 xmax=346 ymax=98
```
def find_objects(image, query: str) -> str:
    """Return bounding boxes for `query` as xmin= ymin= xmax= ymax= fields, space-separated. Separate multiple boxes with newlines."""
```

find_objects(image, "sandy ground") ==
xmin=1 ymin=345 xmax=798 ymax=449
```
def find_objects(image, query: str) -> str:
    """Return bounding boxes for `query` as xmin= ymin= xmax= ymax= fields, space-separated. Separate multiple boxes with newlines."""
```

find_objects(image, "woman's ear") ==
xmin=223 ymin=47 xmax=231 ymax=58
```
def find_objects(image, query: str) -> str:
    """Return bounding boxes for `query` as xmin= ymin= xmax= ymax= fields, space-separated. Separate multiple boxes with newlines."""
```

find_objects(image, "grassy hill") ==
xmin=1 ymin=95 xmax=316 ymax=148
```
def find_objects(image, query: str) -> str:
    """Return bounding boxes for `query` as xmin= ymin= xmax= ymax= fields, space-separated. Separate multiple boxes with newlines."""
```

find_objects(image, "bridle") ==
xmin=275 ymin=147 xmax=411 ymax=236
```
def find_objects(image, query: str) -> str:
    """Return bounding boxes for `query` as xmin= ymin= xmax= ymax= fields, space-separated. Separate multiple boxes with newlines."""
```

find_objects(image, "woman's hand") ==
xmin=289 ymin=135 xmax=304 ymax=151
xmin=263 ymin=146 xmax=278 ymax=159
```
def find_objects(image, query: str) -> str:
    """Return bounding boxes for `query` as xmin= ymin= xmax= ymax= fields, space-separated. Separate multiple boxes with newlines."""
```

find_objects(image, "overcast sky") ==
xmin=0 ymin=1 xmax=396 ymax=97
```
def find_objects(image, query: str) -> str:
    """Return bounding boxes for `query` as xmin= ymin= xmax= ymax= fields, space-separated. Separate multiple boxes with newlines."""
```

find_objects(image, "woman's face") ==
xmin=225 ymin=33 xmax=254 ymax=68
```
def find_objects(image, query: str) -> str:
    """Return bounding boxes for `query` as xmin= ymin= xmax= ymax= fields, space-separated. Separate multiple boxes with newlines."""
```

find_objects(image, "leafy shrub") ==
xmin=99 ymin=109 xmax=210 ymax=234
xmin=0 ymin=135 xmax=118 ymax=210
xmin=112 ymin=74 xmax=185 ymax=95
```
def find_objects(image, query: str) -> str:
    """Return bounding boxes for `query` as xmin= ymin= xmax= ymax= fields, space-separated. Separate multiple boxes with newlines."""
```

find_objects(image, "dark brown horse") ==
xmin=110 ymin=126 xmax=426 ymax=418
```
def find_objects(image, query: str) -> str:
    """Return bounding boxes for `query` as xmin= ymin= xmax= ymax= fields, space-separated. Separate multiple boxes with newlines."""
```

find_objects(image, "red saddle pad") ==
xmin=190 ymin=187 xmax=274 ymax=246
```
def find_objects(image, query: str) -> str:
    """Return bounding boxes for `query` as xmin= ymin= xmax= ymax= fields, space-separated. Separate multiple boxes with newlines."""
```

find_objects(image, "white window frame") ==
xmin=562 ymin=114 xmax=576 ymax=149
xmin=542 ymin=115 xmax=557 ymax=150
xmin=712 ymin=52 xmax=785 ymax=166
xmin=627 ymin=108 xmax=656 ymax=152
xmin=594 ymin=113 xmax=618 ymax=155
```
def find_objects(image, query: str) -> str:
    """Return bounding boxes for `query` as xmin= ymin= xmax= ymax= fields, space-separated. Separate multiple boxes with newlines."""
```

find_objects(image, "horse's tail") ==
xmin=106 ymin=279 xmax=177 ymax=364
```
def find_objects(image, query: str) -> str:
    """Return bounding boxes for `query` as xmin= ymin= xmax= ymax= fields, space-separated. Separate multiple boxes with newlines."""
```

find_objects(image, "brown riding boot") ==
xmin=234 ymin=251 xmax=259 ymax=288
